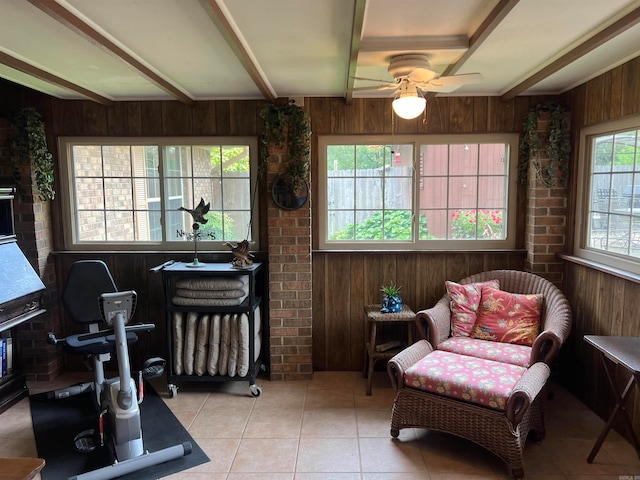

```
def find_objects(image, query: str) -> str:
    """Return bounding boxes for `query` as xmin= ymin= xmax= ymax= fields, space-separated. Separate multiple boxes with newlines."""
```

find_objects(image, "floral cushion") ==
xmin=437 ymin=336 xmax=531 ymax=367
xmin=446 ymin=279 xmax=500 ymax=337
xmin=403 ymin=350 xmax=526 ymax=410
xmin=471 ymin=286 xmax=543 ymax=346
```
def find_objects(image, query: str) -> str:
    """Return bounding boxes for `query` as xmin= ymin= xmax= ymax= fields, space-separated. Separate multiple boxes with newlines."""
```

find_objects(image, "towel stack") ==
xmin=172 ymin=275 xmax=249 ymax=306
xmin=172 ymin=307 xmax=261 ymax=377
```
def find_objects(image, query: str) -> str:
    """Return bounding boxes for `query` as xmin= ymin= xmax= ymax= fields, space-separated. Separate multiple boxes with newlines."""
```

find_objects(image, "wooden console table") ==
xmin=583 ymin=335 xmax=640 ymax=463
xmin=364 ymin=304 xmax=415 ymax=395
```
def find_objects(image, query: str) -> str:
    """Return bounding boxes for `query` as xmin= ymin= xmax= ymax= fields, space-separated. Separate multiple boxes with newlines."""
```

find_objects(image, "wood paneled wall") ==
xmin=0 ymin=77 xmax=564 ymax=375
xmin=32 ymin=92 xmax=542 ymax=373
xmin=312 ymin=251 xmax=525 ymax=371
xmin=52 ymin=251 xmax=268 ymax=371
xmin=304 ymin=94 xmax=546 ymax=371
xmin=560 ymin=56 xmax=640 ymax=437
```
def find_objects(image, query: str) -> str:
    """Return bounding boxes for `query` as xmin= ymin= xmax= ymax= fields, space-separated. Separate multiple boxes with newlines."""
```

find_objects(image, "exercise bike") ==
xmin=48 ymin=260 xmax=191 ymax=480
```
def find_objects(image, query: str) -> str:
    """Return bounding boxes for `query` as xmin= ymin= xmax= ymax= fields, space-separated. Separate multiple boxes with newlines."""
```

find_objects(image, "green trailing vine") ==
xmin=9 ymin=108 xmax=55 ymax=201
xmin=518 ymin=102 xmax=571 ymax=188
xmin=260 ymin=102 xmax=311 ymax=191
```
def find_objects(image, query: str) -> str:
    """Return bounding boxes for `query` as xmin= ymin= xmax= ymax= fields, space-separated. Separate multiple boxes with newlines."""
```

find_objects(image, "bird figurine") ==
xmin=178 ymin=197 xmax=210 ymax=225
xmin=224 ymin=240 xmax=255 ymax=267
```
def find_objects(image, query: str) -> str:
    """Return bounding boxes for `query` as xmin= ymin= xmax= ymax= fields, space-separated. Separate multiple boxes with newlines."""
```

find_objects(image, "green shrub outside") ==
xmin=329 ymin=210 xmax=430 ymax=240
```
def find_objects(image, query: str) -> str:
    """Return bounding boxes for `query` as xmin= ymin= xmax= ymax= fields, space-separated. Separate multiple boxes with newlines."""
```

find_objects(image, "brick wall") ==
xmin=0 ymin=118 xmax=62 ymax=380
xmin=266 ymin=140 xmax=313 ymax=380
xmin=524 ymin=113 xmax=569 ymax=286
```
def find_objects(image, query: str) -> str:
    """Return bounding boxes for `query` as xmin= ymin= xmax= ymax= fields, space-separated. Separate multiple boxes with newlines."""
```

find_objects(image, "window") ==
xmin=318 ymin=134 xmax=518 ymax=250
xmin=59 ymin=137 xmax=258 ymax=250
xmin=575 ymin=116 xmax=640 ymax=274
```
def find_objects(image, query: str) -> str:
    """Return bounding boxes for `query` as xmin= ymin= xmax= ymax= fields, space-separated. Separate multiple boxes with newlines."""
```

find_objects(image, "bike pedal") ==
xmin=73 ymin=429 xmax=98 ymax=453
xmin=142 ymin=357 xmax=165 ymax=379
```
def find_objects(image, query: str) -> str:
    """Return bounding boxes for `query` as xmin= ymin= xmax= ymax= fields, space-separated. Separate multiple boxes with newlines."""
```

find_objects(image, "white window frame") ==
xmin=317 ymin=134 xmax=518 ymax=251
xmin=58 ymin=136 xmax=259 ymax=251
xmin=574 ymin=115 xmax=640 ymax=275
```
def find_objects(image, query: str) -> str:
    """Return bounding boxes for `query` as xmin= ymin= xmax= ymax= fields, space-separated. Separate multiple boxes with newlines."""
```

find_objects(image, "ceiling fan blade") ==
xmin=351 ymin=84 xmax=399 ymax=92
xmin=351 ymin=76 xmax=395 ymax=84
xmin=418 ymin=83 xmax=462 ymax=94
xmin=429 ymin=73 xmax=483 ymax=87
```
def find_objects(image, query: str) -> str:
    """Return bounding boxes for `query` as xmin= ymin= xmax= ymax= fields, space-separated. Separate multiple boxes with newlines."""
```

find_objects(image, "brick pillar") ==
xmin=266 ymin=140 xmax=313 ymax=380
xmin=0 ymin=118 xmax=63 ymax=381
xmin=524 ymin=113 xmax=569 ymax=286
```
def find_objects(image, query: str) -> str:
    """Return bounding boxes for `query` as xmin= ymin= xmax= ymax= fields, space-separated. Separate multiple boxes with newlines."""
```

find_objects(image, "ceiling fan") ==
xmin=353 ymin=54 xmax=483 ymax=119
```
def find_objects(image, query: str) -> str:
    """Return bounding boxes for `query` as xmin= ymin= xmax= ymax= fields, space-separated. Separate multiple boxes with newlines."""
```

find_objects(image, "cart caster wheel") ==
xmin=168 ymin=384 xmax=178 ymax=398
xmin=249 ymin=385 xmax=262 ymax=397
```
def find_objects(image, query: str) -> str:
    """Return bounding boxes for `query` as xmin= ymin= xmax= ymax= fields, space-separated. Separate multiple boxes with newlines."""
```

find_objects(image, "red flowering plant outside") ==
xmin=450 ymin=209 xmax=504 ymax=239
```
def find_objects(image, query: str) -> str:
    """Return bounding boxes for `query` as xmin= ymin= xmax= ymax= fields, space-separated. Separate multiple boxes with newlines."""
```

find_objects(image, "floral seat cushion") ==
xmin=403 ymin=350 xmax=527 ymax=411
xmin=437 ymin=336 xmax=531 ymax=367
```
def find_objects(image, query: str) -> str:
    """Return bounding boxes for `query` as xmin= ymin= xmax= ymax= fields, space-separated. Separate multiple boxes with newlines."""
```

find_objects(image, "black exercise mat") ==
xmin=30 ymin=382 xmax=209 ymax=479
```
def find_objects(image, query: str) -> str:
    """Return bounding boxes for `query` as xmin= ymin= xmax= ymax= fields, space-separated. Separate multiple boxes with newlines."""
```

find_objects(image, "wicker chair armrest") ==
xmin=415 ymin=296 xmax=451 ymax=346
xmin=530 ymin=330 xmax=562 ymax=364
xmin=540 ymin=298 xmax=572 ymax=349
xmin=506 ymin=362 xmax=550 ymax=426
xmin=387 ymin=340 xmax=434 ymax=391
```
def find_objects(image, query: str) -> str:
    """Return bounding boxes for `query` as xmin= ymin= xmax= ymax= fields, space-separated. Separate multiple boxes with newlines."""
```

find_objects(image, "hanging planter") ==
xmin=260 ymin=103 xmax=311 ymax=206
xmin=518 ymin=102 xmax=571 ymax=188
xmin=9 ymin=108 xmax=55 ymax=201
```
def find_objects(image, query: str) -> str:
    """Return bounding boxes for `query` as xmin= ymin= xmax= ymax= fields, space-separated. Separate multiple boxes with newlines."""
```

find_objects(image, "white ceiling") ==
xmin=1 ymin=0 xmax=640 ymax=106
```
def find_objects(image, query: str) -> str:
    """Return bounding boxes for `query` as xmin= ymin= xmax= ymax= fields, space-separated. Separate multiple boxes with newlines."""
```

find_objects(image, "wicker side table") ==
xmin=364 ymin=304 xmax=415 ymax=395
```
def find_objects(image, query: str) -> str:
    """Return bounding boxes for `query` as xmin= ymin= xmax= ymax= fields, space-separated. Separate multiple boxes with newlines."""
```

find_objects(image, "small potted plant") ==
xmin=380 ymin=282 xmax=403 ymax=313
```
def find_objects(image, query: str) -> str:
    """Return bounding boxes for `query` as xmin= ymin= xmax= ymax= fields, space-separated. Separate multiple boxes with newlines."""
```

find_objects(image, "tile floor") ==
xmin=1 ymin=370 xmax=640 ymax=479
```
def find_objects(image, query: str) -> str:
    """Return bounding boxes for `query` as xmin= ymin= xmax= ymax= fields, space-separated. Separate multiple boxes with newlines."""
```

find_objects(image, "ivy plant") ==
xmin=518 ymin=102 xmax=571 ymax=188
xmin=9 ymin=108 xmax=55 ymax=201
xmin=260 ymin=103 xmax=311 ymax=192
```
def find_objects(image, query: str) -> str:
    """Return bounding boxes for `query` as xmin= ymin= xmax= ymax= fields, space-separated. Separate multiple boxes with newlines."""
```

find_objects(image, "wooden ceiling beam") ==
xmin=0 ymin=50 xmax=113 ymax=106
xmin=199 ymin=0 xmax=276 ymax=102
xmin=426 ymin=0 xmax=519 ymax=101
xmin=345 ymin=0 xmax=367 ymax=104
xmin=26 ymin=0 xmax=194 ymax=105
xmin=502 ymin=6 xmax=640 ymax=101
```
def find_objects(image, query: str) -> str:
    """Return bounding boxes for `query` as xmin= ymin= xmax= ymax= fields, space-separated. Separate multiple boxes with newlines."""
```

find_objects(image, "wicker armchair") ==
xmin=388 ymin=340 xmax=550 ymax=479
xmin=416 ymin=269 xmax=572 ymax=366
xmin=386 ymin=270 xmax=572 ymax=479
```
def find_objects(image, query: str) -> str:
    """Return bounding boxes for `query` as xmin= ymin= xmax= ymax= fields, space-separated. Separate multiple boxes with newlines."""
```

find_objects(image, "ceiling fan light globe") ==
xmin=392 ymin=96 xmax=426 ymax=119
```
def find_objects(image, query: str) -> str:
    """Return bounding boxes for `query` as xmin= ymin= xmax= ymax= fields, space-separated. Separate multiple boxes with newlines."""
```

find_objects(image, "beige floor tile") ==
xmin=304 ymin=389 xmax=356 ymax=410
xmin=231 ymin=438 xmax=298 ymax=473
xmin=161 ymin=389 xmax=210 ymax=412
xmin=601 ymin=438 xmax=640 ymax=468
xmin=356 ymin=408 xmax=395 ymax=438
xmin=307 ymin=371 xmax=362 ymax=391
xmin=563 ymin=475 xmax=629 ymax=480
xmin=545 ymin=437 xmax=630 ymax=476
xmin=359 ymin=437 xmax=427 ymax=473
xmin=416 ymin=430 xmax=505 ymax=477
xmin=171 ymin=408 xmax=200 ymax=430
xmin=253 ymin=383 xmax=307 ymax=411
xmin=189 ymin=408 xmax=251 ymax=438
xmin=163 ymin=471 xmax=227 ymax=479
xmin=355 ymin=387 xmax=397 ymax=410
xmin=362 ymin=474 xmax=435 ymax=480
xmin=1 ymin=372 xmax=635 ymax=480
xmin=187 ymin=437 xmax=240 ymax=473
xmin=295 ymin=474 xmax=361 ymax=480
xmin=243 ymin=407 xmax=303 ymax=438
xmin=296 ymin=437 xmax=361 ymax=472
xmin=301 ymin=408 xmax=358 ymax=437
xmin=0 ymin=435 xmax=39 ymax=457
xmin=228 ymin=473 xmax=294 ymax=480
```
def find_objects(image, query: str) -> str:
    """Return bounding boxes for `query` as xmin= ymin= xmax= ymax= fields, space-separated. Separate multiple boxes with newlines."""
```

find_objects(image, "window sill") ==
xmin=559 ymin=253 xmax=640 ymax=284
